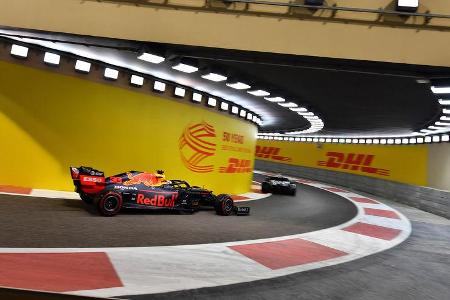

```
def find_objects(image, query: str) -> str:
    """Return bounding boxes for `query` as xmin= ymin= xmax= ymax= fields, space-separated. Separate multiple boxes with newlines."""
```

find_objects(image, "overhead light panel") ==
xmin=202 ymin=72 xmax=227 ymax=82
xmin=240 ymin=109 xmax=247 ymax=118
xmin=137 ymin=52 xmax=165 ymax=64
xmin=231 ymin=106 xmax=239 ymax=114
xmin=431 ymin=86 xmax=450 ymax=94
xmin=207 ymin=97 xmax=217 ymax=107
xmin=290 ymin=107 xmax=307 ymax=112
xmin=220 ymin=102 xmax=229 ymax=111
xmin=436 ymin=122 xmax=450 ymax=126
xmin=443 ymin=109 xmax=450 ymax=114
xmin=396 ymin=0 xmax=419 ymax=12
xmin=442 ymin=135 xmax=450 ymax=142
xmin=439 ymin=99 xmax=450 ymax=105
xmin=248 ymin=90 xmax=270 ymax=97
xmin=104 ymin=68 xmax=119 ymax=80
xmin=44 ymin=52 xmax=60 ymax=65
xmin=130 ymin=75 xmax=144 ymax=86
xmin=172 ymin=63 xmax=198 ymax=74
xmin=10 ymin=44 xmax=28 ymax=58
xmin=192 ymin=92 xmax=202 ymax=103
xmin=154 ymin=81 xmax=166 ymax=92
xmin=264 ymin=96 xmax=285 ymax=102
xmin=174 ymin=87 xmax=186 ymax=98
xmin=75 ymin=60 xmax=91 ymax=73
xmin=278 ymin=102 xmax=298 ymax=108
xmin=226 ymin=82 xmax=250 ymax=90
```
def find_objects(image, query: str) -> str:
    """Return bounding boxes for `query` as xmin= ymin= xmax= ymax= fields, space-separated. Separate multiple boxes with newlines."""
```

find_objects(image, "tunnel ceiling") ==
xmin=1 ymin=27 xmax=450 ymax=137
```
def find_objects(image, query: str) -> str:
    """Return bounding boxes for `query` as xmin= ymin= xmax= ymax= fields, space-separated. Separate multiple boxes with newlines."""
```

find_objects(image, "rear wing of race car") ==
xmin=70 ymin=166 xmax=106 ymax=194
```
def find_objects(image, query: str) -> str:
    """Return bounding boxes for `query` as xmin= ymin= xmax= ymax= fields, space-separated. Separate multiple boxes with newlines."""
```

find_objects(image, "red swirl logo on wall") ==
xmin=179 ymin=122 xmax=217 ymax=173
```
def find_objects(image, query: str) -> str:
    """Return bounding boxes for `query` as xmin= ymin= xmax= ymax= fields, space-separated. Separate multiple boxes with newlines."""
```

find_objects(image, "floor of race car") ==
xmin=0 ymin=174 xmax=356 ymax=248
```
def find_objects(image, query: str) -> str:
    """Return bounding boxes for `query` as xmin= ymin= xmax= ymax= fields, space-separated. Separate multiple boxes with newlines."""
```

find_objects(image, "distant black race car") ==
xmin=261 ymin=175 xmax=297 ymax=196
xmin=70 ymin=166 xmax=250 ymax=217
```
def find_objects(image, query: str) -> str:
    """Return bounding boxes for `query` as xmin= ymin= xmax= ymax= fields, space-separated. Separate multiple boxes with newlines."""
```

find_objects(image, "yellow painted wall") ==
xmin=256 ymin=139 xmax=428 ymax=186
xmin=0 ymin=60 xmax=257 ymax=194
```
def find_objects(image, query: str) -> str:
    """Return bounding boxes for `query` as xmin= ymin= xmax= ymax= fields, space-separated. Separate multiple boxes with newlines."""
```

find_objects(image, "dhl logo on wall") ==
xmin=256 ymin=140 xmax=428 ymax=186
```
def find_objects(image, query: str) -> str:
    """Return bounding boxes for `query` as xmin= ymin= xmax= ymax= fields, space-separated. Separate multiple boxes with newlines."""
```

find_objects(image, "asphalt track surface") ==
xmin=0 ymin=174 xmax=356 ymax=248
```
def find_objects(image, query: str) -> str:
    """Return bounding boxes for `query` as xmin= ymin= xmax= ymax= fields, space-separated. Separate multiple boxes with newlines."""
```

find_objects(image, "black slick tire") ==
xmin=261 ymin=183 xmax=271 ymax=194
xmin=96 ymin=192 xmax=122 ymax=217
xmin=214 ymin=194 xmax=234 ymax=216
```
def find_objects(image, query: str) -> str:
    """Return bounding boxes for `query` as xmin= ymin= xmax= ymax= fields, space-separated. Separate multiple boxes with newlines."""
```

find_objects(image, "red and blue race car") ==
xmin=70 ymin=166 xmax=250 ymax=217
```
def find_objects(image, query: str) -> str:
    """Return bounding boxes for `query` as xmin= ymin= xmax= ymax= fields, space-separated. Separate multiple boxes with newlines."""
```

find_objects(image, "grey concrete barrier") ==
xmin=255 ymin=160 xmax=450 ymax=219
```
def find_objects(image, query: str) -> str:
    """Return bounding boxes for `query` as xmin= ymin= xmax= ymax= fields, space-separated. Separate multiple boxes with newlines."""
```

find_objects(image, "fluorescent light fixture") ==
xmin=247 ymin=113 xmax=253 ymax=120
xmin=395 ymin=139 xmax=401 ymax=145
xmin=396 ymin=0 xmax=419 ymax=12
xmin=295 ymin=138 xmax=300 ymax=142
xmin=252 ymin=115 xmax=258 ymax=122
xmin=313 ymin=138 xmax=319 ymax=142
xmin=381 ymin=139 xmax=387 ymax=145
xmin=366 ymin=139 xmax=373 ymax=144
xmin=248 ymin=90 xmax=270 ymax=97
xmin=326 ymin=138 xmax=332 ymax=143
xmin=219 ymin=102 xmax=228 ymax=111
xmin=338 ymin=139 xmax=345 ymax=143
xmin=172 ymin=63 xmax=198 ymax=73
xmin=154 ymin=81 xmax=166 ymax=92
xmin=359 ymin=139 xmax=366 ymax=144
xmin=431 ymin=86 xmax=450 ymax=94
xmin=306 ymin=116 xmax=319 ymax=120
xmin=409 ymin=138 xmax=417 ymax=144
xmin=352 ymin=139 xmax=359 ymax=144
xmin=44 ymin=52 xmax=60 ymax=65
xmin=436 ymin=122 xmax=450 ymax=126
xmin=417 ymin=137 xmax=424 ymax=143
xmin=278 ymin=102 xmax=298 ymax=108
xmin=432 ymin=136 xmax=440 ymax=142
xmin=429 ymin=126 xmax=446 ymax=130
xmin=11 ymin=44 xmax=28 ymax=58
xmin=425 ymin=136 xmax=432 ymax=143
xmin=442 ymin=135 xmax=450 ymax=142
xmin=300 ymin=112 xmax=314 ymax=116
xmin=373 ymin=139 xmax=380 ymax=144
xmin=420 ymin=129 xmax=433 ymax=134
xmin=240 ymin=109 xmax=247 ymax=117
xmin=301 ymin=138 xmax=307 ymax=142
xmin=174 ymin=87 xmax=186 ymax=97
xmin=402 ymin=138 xmax=409 ymax=144
xmin=226 ymin=82 xmax=250 ymax=90
xmin=441 ymin=116 xmax=450 ymax=121
xmin=201 ymin=72 xmax=227 ymax=82
xmin=231 ymin=106 xmax=239 ymax=114
xmin=290 ymin=107 xmax=307 ymax=112
xmin=138 ymin=52 xmax=165 ymax=64
xmin=192 ymin=92 xmax=202 ymax=102
xmin=207 ymin=97 xmax=217 ymax=107
xmin=130 ymin=75 xmax=144 ymax=86
xmin=264 ymin=96 xmax=285 ymax=103
xmin=443 ymin=109 xmax=450 ymax=114
xmin=75 ymin=60 xmax=91 ymax=73
xmin=319 ymin=138 xmax=325 ymax=143
xmin=104 ymin=68 xmax=119 ymax=80
xmin=439 ymin=99 xmax=450 ymax=105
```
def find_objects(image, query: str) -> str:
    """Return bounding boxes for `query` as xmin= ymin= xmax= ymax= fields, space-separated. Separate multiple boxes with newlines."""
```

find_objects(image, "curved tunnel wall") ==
xmin=0 ymin=59 xmax=257 ymax=194
xmin=256 ymin=140 xmax=450 ymax=218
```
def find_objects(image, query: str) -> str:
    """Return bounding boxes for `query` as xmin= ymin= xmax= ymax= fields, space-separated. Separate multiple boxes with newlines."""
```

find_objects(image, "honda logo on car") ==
xmin=136 ymin=193 xmax=177 ymax=207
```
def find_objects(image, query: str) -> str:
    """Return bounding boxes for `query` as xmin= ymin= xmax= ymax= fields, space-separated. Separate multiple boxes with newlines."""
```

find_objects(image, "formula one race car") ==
xmin=70 ymin=166 xmax=250 ymax=217
xmin=261 ymin=175 xmax=297 ymax=196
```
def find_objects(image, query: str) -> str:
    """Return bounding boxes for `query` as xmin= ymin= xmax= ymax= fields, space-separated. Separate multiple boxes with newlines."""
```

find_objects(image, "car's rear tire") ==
xmin=96 ymin=192 xmax=122 ymax=217
xmin=214 ymin=194 xmax=234 ymax=216
xmin=290 ymin=188 xmax=297 ymax=196
xmin=261 ymin=183 xmax=271 ymax=194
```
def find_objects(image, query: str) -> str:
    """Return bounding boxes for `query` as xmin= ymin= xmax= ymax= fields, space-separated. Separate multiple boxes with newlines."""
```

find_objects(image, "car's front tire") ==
xmin=96 ymin=192 xmax=122 ymax=217
xmin=214 ymin=194 xmax=234 ymax=216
